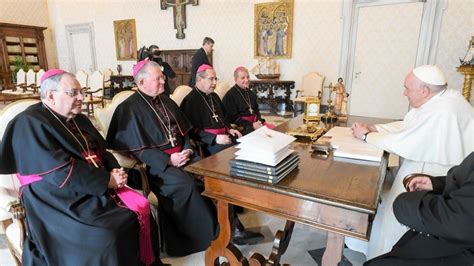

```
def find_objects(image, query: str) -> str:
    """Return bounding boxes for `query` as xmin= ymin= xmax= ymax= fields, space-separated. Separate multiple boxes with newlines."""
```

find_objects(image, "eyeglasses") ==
xmin=203 ymin=77 xmax=219 ymax=82
xmin=54 ymin=88 xmax=85 ymax=97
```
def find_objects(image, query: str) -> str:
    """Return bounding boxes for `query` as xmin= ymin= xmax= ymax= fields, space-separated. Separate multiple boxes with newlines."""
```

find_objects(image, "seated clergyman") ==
xmin=365 ymin=152 xmax=474 ymax=266
xmin=222 ymin=66 xmax=266 ymax=135
xmin=0 ymin=69 xmax=160 ymax=265
xmin=106 ymin=59 xmax=218 ymax=257
xmin=181 ymin=64 xmax=264 ymax=245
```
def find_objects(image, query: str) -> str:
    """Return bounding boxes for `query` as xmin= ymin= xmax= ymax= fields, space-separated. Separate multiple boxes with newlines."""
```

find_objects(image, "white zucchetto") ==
xmin=412 ymin=65 xmax=447 ymax=86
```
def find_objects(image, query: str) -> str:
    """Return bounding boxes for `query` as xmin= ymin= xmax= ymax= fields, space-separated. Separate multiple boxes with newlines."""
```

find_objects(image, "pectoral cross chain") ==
xmin=85 ymin=154 xmax=99 ymax=168
xmin=249 ymin=107 xmax=253 ymax=114
xmin=212 ymin=113 xmax=219 ymax=122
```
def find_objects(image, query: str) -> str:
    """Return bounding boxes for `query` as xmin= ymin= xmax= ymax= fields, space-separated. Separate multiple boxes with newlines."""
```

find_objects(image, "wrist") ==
xmin=362 ymin=132 xmax=370 ymax=142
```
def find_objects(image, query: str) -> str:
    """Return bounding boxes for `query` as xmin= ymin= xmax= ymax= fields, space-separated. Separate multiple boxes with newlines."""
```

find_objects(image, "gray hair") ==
xmin=425 ymin=83 xmax=447 ymax=93
xmin=40 ymin=73 xmax=75 ymax=99
xmin=134 ymin=60 xmax=161 ymax=84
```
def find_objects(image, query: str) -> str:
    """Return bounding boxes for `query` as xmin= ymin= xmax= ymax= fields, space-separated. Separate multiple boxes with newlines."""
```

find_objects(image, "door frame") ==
xmin=339 ymin=0 xmax=448 ymax=107
xmin=65 ymin=22 xmax=97 ymax=73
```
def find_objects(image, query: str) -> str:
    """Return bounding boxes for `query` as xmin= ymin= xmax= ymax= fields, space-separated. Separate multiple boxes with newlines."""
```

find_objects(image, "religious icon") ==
xmin=254 ymin=0 xmax=294 ymax=59
xmin=113 ymin=19 xmax=138 ymax=61
xmin=161 ymin=0 xmax=199 ymax=39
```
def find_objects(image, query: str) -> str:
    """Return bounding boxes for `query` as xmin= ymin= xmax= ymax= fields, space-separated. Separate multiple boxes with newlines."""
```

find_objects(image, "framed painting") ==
xmin=254 ymin=0 xmax=294 ymax=59
xmin=113 ymin=19 xmax=138 ymax=61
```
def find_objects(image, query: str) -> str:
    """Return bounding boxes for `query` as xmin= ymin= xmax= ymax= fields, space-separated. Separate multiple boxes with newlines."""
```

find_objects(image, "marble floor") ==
xmin=1 ymin=209 xmax=367 ymax=265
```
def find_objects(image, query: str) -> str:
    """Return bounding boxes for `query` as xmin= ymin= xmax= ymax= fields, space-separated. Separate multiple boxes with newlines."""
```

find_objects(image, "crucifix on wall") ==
xmin=161 ymin=0 xmax=199 ymax=39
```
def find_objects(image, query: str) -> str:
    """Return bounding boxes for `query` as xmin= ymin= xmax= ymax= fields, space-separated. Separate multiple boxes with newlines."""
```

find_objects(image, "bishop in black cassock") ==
xmin=222 ymin=66 xmax=265 ymax=135
xmin=0 ymin=70 xmax=159 ymax=265
xmin=181 ymin=64 xmax=242 ymax=157
xmin=365 ymin=152 xmax=474 ymax=266
xmin=106 ymin=60 xmax=217 ymax=257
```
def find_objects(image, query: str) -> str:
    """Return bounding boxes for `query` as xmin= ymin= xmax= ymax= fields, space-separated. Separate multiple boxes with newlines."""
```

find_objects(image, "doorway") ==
xmin=340 ymin=0 xmax=447 ymax=119
xmin=65 ymin=23 xmax=97 ymax=74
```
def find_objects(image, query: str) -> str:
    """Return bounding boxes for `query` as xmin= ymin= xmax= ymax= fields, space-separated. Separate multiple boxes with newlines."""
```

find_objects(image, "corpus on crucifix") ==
xmin=161 ymin=0 xmax=199 ymax=39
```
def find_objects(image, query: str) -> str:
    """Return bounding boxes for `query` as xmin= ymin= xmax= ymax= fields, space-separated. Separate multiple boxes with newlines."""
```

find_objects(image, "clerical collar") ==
xmin=236 ymin=85 xmax=249 ymax=91
xmin=137 ymin=89 xmax=160 ymax=101
xmin=42 ymin=103 xmax=73 ymax=122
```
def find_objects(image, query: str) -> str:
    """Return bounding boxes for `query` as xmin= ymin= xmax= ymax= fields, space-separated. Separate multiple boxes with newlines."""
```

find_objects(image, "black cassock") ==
xmin=0 ymin=103 xmax=155 ymax=266
xmin=222 ymin=84 xmax=264 ymax=135
xmin=181 ymin=88 xmax=233 ymax=156
xmin=106 ymin=91 xmax=217 ymax=257
xmin=366 ymin=152 xmax=474 ymax=266
xmin=189 ymin=48 xmax=210 ymax=87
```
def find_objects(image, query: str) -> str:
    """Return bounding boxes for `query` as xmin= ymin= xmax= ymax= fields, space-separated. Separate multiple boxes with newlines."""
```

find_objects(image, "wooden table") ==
xmin=0 ymin=92 xmax=40 ymax=104
xmin=185 ymin=116 xmax=391 ymax=266
xmin=108 ymin=75 xmax=135 ymax=99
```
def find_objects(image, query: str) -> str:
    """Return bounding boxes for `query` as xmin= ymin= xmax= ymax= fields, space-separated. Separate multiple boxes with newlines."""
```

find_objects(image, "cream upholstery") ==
xmin=170 ymin=85 xmax=192 ymax=106
xmin=25 ymin=69 xmax=36 ymax=87
xmin=214 ymin=81 xmax=231 ymax=100
xmin=75 ymin=70 xmax=88 ymax=89
xmin=294 ymin=72 xmax=325 ymax=102
xmin=0 ymin=99 xmax=39 ymax=265
xmin=36 ymin=69 xmax=45 ymax=87
xmin=82 ymin=71 xmax=105 ymax=116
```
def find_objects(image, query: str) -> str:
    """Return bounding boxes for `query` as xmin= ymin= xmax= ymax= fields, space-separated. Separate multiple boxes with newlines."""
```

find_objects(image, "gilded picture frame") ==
xmin=254 ymin=0 xmax=294 ymax=59
xmin=113 ymin=19 xmax=138 ymax=61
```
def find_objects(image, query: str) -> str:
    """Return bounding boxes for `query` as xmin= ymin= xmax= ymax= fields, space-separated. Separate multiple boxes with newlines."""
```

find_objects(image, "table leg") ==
xmin=205 ymin=200 xmax=248 ymax=266
xmin=249 ymin=220 xmax=295 ymax=266
xmin=321 ymin=232 xmax=344 ymax=266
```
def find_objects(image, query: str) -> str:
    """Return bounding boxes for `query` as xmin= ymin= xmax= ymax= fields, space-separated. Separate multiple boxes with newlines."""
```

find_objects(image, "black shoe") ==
xmin=231 ymin=227 xmax=264 ymax=246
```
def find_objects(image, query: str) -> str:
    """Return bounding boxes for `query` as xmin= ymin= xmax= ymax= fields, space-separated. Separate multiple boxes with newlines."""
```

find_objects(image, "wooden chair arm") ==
xmin=7 ymin=200 xmax=26 ymax=249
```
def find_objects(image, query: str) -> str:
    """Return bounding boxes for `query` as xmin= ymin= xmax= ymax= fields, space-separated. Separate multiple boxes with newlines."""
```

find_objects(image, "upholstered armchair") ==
xmin=293 ymin=72 xmax=325 ymax=115
xmin=83 ymin=71 xmax=105 ymax=116
xmin=214 ymin=80 xmax=231 ymax=100
xmin=0 ymin=99 xmax=40 ymax=265
xmin=170 ymin=85 xmax=192 ymax=106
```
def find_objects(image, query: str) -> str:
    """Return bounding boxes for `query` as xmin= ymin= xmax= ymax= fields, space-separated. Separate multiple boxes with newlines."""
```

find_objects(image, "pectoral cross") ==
xmin=249 ymin=107 xmax=254 ymax=114
xmin=212 ymin=113 xmax=219 ymax=122
xmin=169 ymin=132 xmax=177 ymax=147
xmin=85 ymin=154 xmax=99 ymax=168
xmin=160 ymin=0 xmax=198 ymax=39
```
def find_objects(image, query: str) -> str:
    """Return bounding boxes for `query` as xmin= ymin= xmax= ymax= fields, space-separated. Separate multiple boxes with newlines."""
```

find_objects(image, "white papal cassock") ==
xmin=346 ymin=88 xmax=474 ymax=259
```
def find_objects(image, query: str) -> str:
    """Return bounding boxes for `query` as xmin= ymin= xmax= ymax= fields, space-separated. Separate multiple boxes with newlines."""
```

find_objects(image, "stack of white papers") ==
xmin=235 ymin=126 xmax=296 ymax=166
xmin=324 ymin=127 xmax=383 ymax=162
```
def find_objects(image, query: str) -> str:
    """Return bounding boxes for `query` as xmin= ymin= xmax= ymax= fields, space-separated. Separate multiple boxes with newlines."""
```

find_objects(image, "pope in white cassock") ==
xmin=346 ymin=65 xmax=474 ymax=259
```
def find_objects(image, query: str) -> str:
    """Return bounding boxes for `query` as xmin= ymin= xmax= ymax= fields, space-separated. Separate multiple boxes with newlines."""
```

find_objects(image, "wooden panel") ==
xmin=0 ymin=23 xmax=48 ymax=87
xmin=203 ymin=176 xmax=371 ymax=239
xmin=160 ymin=49 xmax=211 ymax=90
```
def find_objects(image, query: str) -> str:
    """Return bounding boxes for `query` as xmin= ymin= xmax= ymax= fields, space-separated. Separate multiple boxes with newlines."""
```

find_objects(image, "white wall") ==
xmin=46 ymin=0 xmax=343 ymax=93
xmin=2 ymin=0 xmax=472 ymax=111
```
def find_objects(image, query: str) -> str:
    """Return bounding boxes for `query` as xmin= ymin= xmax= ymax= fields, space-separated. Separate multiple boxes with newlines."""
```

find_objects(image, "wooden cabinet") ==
xmin=0 ymin=23 xmax=48 ymax=88
xmin=160 ymin=49 xmax=212 ymax=90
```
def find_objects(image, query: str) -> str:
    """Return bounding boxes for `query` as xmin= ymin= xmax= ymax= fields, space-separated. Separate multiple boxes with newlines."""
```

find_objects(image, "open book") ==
xmin=324 ymin=127 xmax=383 ymax=162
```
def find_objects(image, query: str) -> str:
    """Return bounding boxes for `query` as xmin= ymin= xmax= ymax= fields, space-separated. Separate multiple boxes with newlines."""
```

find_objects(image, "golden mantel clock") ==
xmin=303 ymin=97 xmax=321 ymax=123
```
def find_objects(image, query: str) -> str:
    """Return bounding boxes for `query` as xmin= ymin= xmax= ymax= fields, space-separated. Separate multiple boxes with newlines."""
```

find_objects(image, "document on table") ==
xmin=324 ymin=126 xmax=383 ymax=162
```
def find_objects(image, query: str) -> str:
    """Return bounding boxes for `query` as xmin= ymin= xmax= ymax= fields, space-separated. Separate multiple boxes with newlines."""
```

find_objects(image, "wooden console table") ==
xmin=185 ymin=115 xmax=390 ymax=266
xmin=249 ymin=80 xmax=295 ymax=115
xmin=108 ymin=75 xmax=135 ymax=99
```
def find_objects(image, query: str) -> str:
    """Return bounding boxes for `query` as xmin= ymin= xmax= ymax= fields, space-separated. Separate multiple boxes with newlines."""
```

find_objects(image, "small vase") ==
xmin=116 ymin=64 xmax=122 ymax=75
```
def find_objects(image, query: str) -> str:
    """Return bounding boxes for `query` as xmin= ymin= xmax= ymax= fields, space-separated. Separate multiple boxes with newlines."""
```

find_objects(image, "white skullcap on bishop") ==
xmin=412 ymin=65 xmax=447 ymax=86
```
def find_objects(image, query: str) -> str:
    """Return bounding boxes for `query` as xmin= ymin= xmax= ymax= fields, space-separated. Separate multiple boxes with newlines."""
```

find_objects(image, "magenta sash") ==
xmin=163 ymin=145 xmax=182 ymax=155
xmin=115 ymin=187 xmax=155 ymax=265
xmin=240 ymin=115 xmax=256 ymax=123
xmin=204 ymin=127 xmax=227 ymax=135
xmin=16 ymin=172 xmax=155 ymax=265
